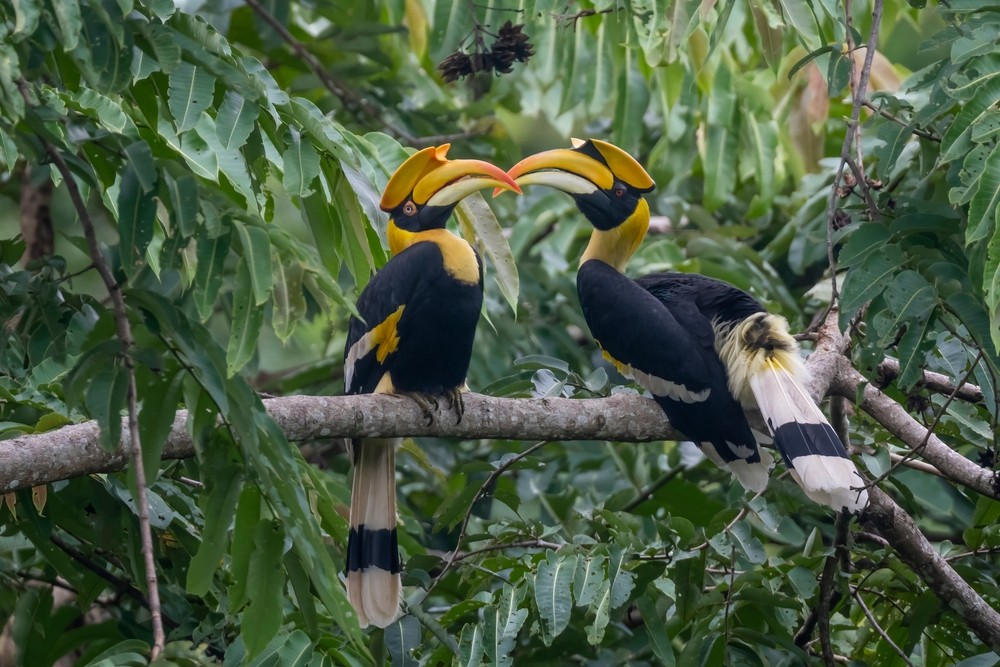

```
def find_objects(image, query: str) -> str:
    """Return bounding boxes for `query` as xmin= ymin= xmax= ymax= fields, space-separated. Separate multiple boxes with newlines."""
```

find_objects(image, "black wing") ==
xmin=344 ymin=243 xmax=444 ymax=395
xmin=577 ymin=260 xmax=758 ymax=461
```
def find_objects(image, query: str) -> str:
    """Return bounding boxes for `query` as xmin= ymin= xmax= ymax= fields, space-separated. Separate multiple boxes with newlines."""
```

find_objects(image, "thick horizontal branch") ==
xmin=0 ymin=393 xmax=676 ymax=493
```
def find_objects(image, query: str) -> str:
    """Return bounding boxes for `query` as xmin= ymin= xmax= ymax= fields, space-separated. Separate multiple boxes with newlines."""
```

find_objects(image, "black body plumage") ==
xmin=578 ymin=260 xmax=764 ymax=467
xmin=344 ymin=241 xmax=484 ymax=398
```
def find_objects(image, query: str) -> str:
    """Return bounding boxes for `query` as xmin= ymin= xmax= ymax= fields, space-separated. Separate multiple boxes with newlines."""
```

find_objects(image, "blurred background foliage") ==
xmin=0 ymin=0 xmax=999 ymax=664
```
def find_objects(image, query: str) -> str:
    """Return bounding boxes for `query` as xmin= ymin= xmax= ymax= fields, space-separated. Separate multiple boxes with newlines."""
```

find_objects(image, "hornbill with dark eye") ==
xmin=502 ymin=139 xmax=868 ymax=512
xmin=343 ymin=145 xmax=520 ymax=628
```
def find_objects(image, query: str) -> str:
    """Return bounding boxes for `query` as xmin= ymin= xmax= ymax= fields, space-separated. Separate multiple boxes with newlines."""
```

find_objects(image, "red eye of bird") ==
xmin=403 ymin=201 xmax=417 ymax=216
xmin=614 ymin=186 xmax=626 ymax=197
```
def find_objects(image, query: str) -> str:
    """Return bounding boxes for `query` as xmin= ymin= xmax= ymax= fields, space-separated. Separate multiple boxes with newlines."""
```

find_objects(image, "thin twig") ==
xmin=621 ymin=467 xmax=683 ymax=512
xmin=422 ymin=440 xmax=553 ymax=600
xmin=723 ymin=545 xmax=736 ymax=646
xmin=861 ymin=100 xmax=941 ymax=142
xmin=852 ymin=589 xmax=915 ymax=666
xmin=866 ymin=351 xmax=982 ymax=490
xmin=243 ymin=0 xmax=481 ymax=147
xmin=17 ymin=79 xmax=165 ymax=660
xmin=432 ymin=538 xmax=562 ymax=565
xmin=50 ymin=533 xmax=149 ymax=608
xmin=944 ymin=546 xmax=1000 ymax=562
xmin=823 ymin=0 xmax=885 ymax=305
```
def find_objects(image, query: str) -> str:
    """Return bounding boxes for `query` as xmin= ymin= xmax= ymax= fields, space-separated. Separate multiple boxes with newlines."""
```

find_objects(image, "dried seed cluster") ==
xmin=437 ymin=21 xmax=535 ymax=83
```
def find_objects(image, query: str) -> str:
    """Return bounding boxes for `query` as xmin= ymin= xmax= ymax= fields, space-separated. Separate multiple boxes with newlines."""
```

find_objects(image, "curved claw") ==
xmin=401 ymin=392 xmax=438 ymax=426
xmin=447 ymin=388 xmax=465 ymax=425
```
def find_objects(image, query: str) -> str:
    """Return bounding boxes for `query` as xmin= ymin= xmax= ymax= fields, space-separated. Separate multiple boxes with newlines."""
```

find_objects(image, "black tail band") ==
xmin=347 ymin=525 xmax=400 ymax=573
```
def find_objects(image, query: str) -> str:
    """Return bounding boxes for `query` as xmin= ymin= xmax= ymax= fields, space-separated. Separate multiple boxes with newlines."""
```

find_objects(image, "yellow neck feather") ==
xmin=387 ymin=220 xmax=480 ymax=285
xmin=580 ymin=198 xmax=650 ymax=271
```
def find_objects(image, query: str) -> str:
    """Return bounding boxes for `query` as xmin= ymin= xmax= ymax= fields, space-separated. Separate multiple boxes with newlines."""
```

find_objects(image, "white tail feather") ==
xmin=347 ymin=437 xmax=402 ymax=628
xmin=700 ymin=441 xmax=775 ymax=493
xmin=748 ymin=360 xmax=869 ymax=512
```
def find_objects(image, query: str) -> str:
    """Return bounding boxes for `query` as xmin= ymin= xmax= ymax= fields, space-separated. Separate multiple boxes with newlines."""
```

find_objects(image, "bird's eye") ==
xmin=613 ymin=186 xmax=626 ymax=197
xmin=403 ymin=201 xmax=417 ymax=216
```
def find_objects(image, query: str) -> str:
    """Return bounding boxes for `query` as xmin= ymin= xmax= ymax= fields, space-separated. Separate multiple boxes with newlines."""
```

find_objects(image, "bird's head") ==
xmin=499 ymin=139 xmax=655 ymax=270
xmin=381 ymin=144 xmax=521 ymax=255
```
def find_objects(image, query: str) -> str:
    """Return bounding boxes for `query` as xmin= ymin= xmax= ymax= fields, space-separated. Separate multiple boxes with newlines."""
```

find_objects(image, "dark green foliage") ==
xmin=0 ymin=0 xmax=998 ymax=665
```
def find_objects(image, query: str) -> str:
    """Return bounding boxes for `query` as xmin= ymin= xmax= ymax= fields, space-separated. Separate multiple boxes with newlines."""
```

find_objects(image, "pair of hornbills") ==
xmin=343 ymin=140 xmax=869 ymax=628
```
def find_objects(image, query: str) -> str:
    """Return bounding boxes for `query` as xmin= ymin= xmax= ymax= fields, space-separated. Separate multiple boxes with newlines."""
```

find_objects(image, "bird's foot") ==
xmin=400 ymin=392 xmax=438 ymax=425
xmin=445 ymin=387 xmax=465 ymax=425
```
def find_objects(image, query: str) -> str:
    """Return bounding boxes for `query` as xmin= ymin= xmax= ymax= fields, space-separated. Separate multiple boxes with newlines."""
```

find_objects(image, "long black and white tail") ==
xmin=346 ymin=437 xmax=402 ymax=628
xmin=720 ymin=313 xmax=869 ymax=512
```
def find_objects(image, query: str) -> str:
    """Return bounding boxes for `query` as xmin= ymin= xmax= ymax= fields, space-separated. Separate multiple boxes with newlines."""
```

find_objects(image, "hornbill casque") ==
xmin=501 ymin=138 xmax=868 ymax=513
xmin=343 ymin=145 xmax=520 ymax=628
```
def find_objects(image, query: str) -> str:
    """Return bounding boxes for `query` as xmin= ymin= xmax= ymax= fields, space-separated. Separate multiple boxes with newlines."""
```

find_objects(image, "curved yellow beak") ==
xmin=494 ymin=139 xmax=655 ymax=197
xmin=380 ymin=144 xmax=521 ymax=211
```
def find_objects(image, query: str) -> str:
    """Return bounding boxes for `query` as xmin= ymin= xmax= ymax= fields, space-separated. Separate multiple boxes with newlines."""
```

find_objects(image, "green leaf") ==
xmin=139 ymin=21 xmax=181 ymax=75
xmin=242 ymin=519 xmax=286 ymax=661
xmin=940 ymin=71 xmax=1000 ymax=163
xmin=62 ymin=87 xmax=138 ymax=137
xmin=839 ymin=243 xmax=905 ymax=327
xmin=137 ymin=369 xmax=184 ymax=484
xmin=534 ymin=551 xmax=577 ymax=645
xmin=75 ymin=2 xmax=133 ymax=93
xmin=968 ymin=143 xmax=1000 ymax=244
xmin=777 ymin=0 xmax=821 ymax=49
xmin=384 ymin=616 xmax=420 ymax=667
xmin=456 ymin=622 xmax=485 ymax=667
xmin=730 ymin=520 xmax=766 ymax=564
xmin=282 ymin=129 xmax=321 ymax=198
xmin=704 ymin=66 xmax=738 ymax=211
xmin=896 ymin=312 xmax=936 ymax=389
xmin=228 ymin=484 xmax=262 ymax=613
xmin=787 ymin=565 xmax=817 ymax=599
xmin=85 ymin=360 xmax=129 ymax=451
xmin=48 ymin=0 xmax=82 ymax=51
xmin=166 ymin=173 xmax=199 ymax=238
xmin=117 ymin=153 xmax=157 ymax=278
xmin=0 ymin=125 xmax=18 ymax=167
xmin=271 ymin=252 xmax=306 ymax=342
xmin=878 ymin=270 xmax=938 ymax=354
xmin=227 ymin=258 xmax=264 ymax=375
xmin=168 ymin=62 xmax=216 ymax=132
xmin=483 ymin=583 xmax=528 ymax=667
xmin=235 ymin=222 xmax=273 ymax=306
xmin=751 ymin=1 xmax=784 ymax=74
xmin=12 ymin=0 xmax=41 ymax=41
xmin=216 ymin=90 xmax=257 ymax=151
xmin=284 ymin=551 xmax=319 ymax=636
xmin=573 ymin=554 xmax=606 ymax=608
xmin=193 ymin=223 xmax=232 ymax=321
xmin=744 ymin=114 xmax=778 ymax=217
xmin=637 ymin=594 xmax=675 ymax=666
xmin=455 ymin=192 xmax=519 ymax=313
xmin=186 ymin=462 xmax=243 ymax=595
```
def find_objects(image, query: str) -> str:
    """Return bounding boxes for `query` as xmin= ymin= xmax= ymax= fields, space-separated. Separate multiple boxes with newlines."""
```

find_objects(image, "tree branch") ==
xmin=17 ymin=79 xmax=165 ymax=660
xmin=831 ymin=360 xmax=998 ymax=500
xmin=806 ymin=308 xmax=1000 ymax=654
xmin=876 ymin=357 xmax=984 ymax=403
xmin=243 ymin=0 xmax=479 ymax=147
xmin=0 ymin=393 xmax=677 ymax=493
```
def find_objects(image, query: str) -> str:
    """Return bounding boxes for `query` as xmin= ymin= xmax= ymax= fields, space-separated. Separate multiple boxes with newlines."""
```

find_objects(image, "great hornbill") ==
xmin=502 ymin=139 xmax=868 ymax=512
xmin=343 ymin=145 xmax=520 ymax=628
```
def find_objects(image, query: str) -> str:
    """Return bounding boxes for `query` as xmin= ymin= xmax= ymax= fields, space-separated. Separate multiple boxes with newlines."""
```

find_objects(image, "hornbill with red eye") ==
xmin=501 ymin=139 xmax=868 ymax=512
xmin=343 ymin=145 xmax=521 ymax=628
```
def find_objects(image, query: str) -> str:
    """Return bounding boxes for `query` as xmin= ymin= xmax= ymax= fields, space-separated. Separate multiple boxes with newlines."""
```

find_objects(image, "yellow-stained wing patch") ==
xmin=345 ymin=305 xmax=405 ymax=391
